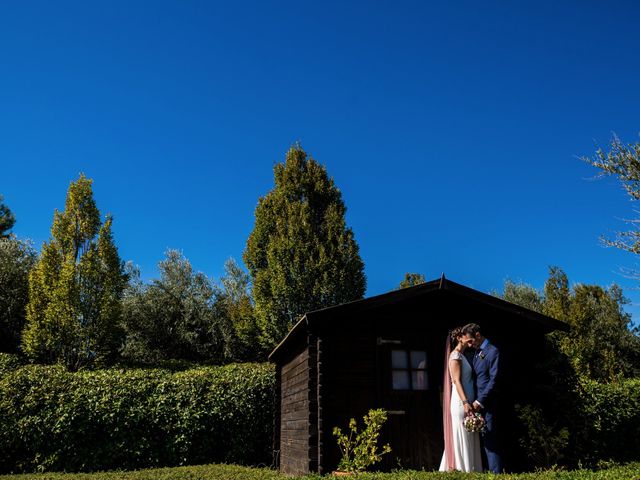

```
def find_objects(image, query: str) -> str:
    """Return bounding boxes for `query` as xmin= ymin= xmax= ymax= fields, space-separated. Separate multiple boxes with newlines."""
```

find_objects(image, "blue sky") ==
xmin=2 ymin=1 xmax=640 ymax=321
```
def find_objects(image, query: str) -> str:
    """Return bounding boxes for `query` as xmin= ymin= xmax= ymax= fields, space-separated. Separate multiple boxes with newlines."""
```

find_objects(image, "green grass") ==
xmin=1 ymin=463 xmax=640 ymax=480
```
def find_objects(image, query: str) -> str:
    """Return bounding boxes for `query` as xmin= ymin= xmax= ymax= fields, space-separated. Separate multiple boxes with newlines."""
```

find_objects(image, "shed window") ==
xmin=391 ymin=349 xmax=428 ymax=390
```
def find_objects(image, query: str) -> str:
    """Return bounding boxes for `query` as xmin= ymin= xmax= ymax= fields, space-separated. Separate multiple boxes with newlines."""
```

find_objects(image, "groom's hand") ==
xmin=472 ymin=400 xmax=483 ymax=411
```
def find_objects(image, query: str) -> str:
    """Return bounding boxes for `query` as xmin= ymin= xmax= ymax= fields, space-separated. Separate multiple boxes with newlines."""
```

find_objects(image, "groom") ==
xmin=462 ymin=323 xmax=503 ymax=473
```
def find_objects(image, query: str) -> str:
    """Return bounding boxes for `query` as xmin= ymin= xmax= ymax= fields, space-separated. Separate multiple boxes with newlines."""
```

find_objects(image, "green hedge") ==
xmin=578 ymin=378 xmax=640 ymax=464
xmin=0 ymin=353 xmax=23 ymax=376
xmin=1 ymin=462 xmax=640 ymax=480
xmin=2 ymin=353 xmax=639 ymax=474
xmin=0 ymin=362 xmax=275 ymax=474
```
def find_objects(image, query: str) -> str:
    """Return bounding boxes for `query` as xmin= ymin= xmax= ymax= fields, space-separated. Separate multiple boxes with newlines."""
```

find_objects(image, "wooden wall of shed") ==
xmin=318 ymin=325 xmax=379 ymax=474
xmin=278 ymin=338 xmax=317 ymax=476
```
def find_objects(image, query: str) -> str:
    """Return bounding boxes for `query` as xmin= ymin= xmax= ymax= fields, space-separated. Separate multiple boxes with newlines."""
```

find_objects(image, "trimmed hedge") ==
xmin=579 ymin=378 xmax=640 ymax=464
xmin=1 ymin=462 xmax=640 ymax=480
xmin=2 ymin=352 xmax=640 ymax=474
xmin=0 ymin=353 xmax=23 ymax=376
xmin=0 ymin=362 xmax=274 ymax=474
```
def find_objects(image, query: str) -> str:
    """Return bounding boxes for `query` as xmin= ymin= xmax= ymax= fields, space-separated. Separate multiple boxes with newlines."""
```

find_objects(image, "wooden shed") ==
xmin=269 ymin=275 xmax=568 ymax=475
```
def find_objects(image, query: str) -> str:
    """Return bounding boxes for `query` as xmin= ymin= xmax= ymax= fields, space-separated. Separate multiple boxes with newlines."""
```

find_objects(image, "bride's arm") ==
xmin=450 ymin=359 xmax=473 ymax=415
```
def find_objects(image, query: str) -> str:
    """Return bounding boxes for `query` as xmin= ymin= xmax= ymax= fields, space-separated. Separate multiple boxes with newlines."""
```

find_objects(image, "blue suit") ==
xmin=473 ymin=340 xmax=503 ymax=473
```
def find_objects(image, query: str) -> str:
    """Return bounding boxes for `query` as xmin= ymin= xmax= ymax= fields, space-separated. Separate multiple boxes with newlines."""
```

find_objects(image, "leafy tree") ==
xmin=244 ymin=145 xmax=366 ymax=348
xmin=121 ymin=250 xmax=221 ymax=363
xmin=214 ymin=258 xmax=262 ymax=362
xmin=583 ymin=135 xmax=640 ymax=254
xmin=22 ymin=175 xmax=127 ymax=370
xmin=498 ymin=266 xmax=640 ymax=381
xmin=543 ymin=266 xmax=572 ymax=323
xmin=0 ymin=194 xmax=16 ymax=237
xmin=561 ymin=283 xmax=639 ymax=380
xmin=398 ymin=272 xmax=426 ymax=289
xmin=500 ymin=280 xmax=544 ymax=313
xmin=0 ymin=237 xmax=37 ymax=352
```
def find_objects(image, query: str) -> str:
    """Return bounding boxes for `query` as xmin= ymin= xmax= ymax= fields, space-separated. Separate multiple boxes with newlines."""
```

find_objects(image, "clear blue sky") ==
xmin=2 ymin=1 xmax=640 ymax=322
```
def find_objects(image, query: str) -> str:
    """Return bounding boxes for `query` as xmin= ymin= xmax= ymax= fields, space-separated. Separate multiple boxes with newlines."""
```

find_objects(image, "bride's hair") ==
xmin=449 ymin=326 xmax=464 ymax=348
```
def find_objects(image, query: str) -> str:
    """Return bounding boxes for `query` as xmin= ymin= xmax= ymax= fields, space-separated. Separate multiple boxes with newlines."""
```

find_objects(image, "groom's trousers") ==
xmin=483 ymin=410 xmax=503 ymax=473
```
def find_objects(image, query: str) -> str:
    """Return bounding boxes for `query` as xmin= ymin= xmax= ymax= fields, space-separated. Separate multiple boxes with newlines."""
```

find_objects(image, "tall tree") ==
xmin=583 ymin=135 xmax=640 ymax=255
xmin=244 ymin=145 xmax=366 ymax=348
xmin=121 ymin=250 xmax=221 ymax=363
xmin=0 ymin=194 xmax=16 ymax=237
xmin=398 ymin=272 xmax=426 ymax=289
xmin=22 ymin=175 xmax=127 ymax=369
xmin=0 ymin=237 xmax=37 ymax=352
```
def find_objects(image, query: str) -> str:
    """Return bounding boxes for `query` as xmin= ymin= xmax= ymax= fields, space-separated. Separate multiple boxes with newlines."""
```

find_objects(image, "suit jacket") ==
xmin=473 ymin=341 xmax=500 ymax=408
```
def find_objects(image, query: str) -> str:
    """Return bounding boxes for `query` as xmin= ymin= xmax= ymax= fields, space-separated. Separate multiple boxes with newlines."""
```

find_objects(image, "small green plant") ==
xmin=332 ymin=408 xmax=392 ymax=473
xmin=516 ymin=403 xmax=569 ymax=469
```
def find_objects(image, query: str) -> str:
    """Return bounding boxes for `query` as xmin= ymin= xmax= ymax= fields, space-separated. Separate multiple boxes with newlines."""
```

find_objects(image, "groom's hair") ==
xmin=462 ymin=323 xmax=482 ymax=336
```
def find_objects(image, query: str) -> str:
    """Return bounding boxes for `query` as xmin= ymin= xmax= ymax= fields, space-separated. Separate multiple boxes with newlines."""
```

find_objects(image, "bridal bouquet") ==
xmin=463 ymin=412 xmax=487 ymax=433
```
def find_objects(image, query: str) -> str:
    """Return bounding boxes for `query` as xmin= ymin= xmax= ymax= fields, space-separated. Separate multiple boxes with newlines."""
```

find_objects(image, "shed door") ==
xmin=377 ymin=340 xmax=442 ymax=470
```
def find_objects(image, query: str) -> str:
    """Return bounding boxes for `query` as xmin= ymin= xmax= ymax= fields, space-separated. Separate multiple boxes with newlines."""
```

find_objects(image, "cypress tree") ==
xmin=22 ymin=175 xmax=127 ymax=369
xmin=244 ymin=145 xmax=366 ymax=349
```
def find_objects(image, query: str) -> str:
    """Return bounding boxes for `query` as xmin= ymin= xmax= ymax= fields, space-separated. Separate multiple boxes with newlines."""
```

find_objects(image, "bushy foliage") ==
xmin=0 ymin=194 xmax=16 ymax=238
xmin=121 ymin=250 xmax=222 ymax=364
xmin=22 ymin=175 xmax=127 ymax=370
xmin=214 ymin=258 xmax=263 ymax=362
xmin=244 ymin=145 xmax=366 ymax=349
xmin=546 ymin=268 xmax=640 ymax=380
xmin=578 ymin=378 xmax=640 ymax=465
xmin=0 ymin=362 xmax=274 ymax=473
xmin=498 ymin=267 xmax=640 ymax=381
xmin=332 ymin=409 xmax=392 ymax=473
xmin=515 ymin=404 xmax=570 ymax=469
xmin=0 ymin=236 xmax=37 ymax=352
xmin=501 ymin=280 xmax=544 ymax=314
xmin=398 ymin=273 xmax=426 ymax=289
xmin=0 ymin=353 xmax=23 ymax=376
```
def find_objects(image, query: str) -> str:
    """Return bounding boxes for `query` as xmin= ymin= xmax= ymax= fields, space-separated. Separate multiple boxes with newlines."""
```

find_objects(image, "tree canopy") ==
xmin=0 ymin=195 xmax=16 ymax=238
xmin=497 ymin=266 xmax=640 ymax=381
xmin=244 ymin=145 xmax=366 ymax=349
xmin=121 ymin=249 xmax=221 ymax=364
xmin=214 ymin=258 xmax=262 ymax=362
xmin=22 ymin=174 xmax=127 ymax=369
xmin=398 ymin=272 xmax=426 ymax=289
xmin=0 ymin=237 xmax=37 ymax=352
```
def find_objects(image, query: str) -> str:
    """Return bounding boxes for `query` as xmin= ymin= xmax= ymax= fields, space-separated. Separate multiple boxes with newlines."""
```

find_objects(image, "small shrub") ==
xmin=515 ymin=404 xmax=569 ymax=469
xmin=332 ymin=408 xmax=392 ymax=473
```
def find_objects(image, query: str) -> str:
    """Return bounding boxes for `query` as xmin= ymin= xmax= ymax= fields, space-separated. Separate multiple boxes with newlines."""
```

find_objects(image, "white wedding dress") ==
xmin=438 ymin=350 xmax=483 ymax=472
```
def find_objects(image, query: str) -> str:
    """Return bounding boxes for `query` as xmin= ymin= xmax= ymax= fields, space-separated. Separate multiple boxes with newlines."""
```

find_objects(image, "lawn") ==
xmin=1 ymin=463 xmax=640 ymax=480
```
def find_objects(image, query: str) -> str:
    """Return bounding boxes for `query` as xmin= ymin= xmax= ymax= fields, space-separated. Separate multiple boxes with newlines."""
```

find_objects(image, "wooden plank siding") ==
xmin=307 ymin=334 xmax=318 ymax=473
xmin=279 ymin=343 xmax=313 ymax=476
xmin=319 ymin=324 xmax=379 ymax=474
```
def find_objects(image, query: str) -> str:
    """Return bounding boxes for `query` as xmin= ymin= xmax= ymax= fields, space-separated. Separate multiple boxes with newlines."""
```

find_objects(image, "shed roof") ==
xmin=268 ymin=275 xmax=568 ymax=362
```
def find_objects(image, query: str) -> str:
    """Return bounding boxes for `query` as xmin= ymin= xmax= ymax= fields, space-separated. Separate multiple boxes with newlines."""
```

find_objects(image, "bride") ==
xmin=438 ymin=327 xmax=483 ymax=472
